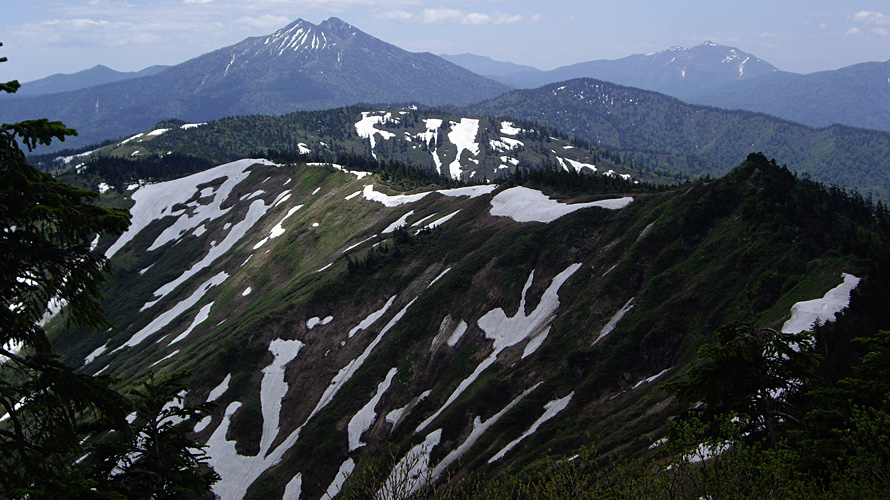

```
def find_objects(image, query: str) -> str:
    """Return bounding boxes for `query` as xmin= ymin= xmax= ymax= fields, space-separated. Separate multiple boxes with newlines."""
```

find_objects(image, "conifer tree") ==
xmin=0 ymin=44 xmax=216 ymax=499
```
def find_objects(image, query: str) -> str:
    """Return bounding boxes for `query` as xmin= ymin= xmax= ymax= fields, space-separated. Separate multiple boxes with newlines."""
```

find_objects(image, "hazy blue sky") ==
xmin=2 ymin=0 xmax=889 ymax=83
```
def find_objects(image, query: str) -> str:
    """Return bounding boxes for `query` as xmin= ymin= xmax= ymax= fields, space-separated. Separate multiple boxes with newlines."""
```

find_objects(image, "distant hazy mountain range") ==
xmin=11 ymin=64 xmax=170 ymax=96
xmin=690 ymin=60 xmax=890 ymax=131
xmin=443 ymin=44 xmax=890 ymax=132
xmin=0 ymin=17 xmax=509 ymax=151
xmin=466 ymin=78 xmax=890 ymax=200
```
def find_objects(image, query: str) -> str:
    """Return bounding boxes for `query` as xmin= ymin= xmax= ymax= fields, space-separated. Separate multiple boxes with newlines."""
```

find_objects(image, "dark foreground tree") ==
xmin=89 ymin=372 xmax=220 ymax=499
xmin=1 ymin=45 xmax=217 ymax=499
xmin=666 ymin=321 xmax=820 ymax=445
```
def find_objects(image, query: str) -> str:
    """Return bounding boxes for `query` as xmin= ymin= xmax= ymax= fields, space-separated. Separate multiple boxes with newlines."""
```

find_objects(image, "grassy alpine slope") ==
xmin=46 ymin=151 xmax=890 ymax=499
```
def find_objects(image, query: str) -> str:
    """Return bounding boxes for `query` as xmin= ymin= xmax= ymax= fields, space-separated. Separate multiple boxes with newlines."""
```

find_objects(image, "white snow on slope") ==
xmin=209 ymin=297 xmax=418 ymax=498
xmin=447 ymin=118 xmax=480 ymax=179
xmin=309 ymin=297 xmax=417 ymax=421
xmin=208 ymin=339 xmax=307 ymax=500
xmin=106 ymin=159 xmax=276 ymax=258
xmin=115 ymin=271 xmax=228 ymax=351
xmin=324 ymin=459 xmax=355 ymax=499
xmin=430 ymin=316 xmax=469 ymax=352
xmin=149 ymin=349 xmax=179 ymax=367
xmin=385 ymin=390 xmax=431 ymax=431
xmin=117 ymin=132 xmax=144 ymax=146
xmin=348 ymin=295 xmax=397 ymax=338
xmin=307 ymin=316 xmax=334 ymax=330
xmin=500 ymin=121 xmax=522 ymax=135
xmin=361 ymin=184 xmax=496 ymax=208
xmin=382 ymin=210 xmax=414 ymax=234
xmin=417 ymin=118 xmax=443 ymax=174
xmin=782 ymin=273 xmax=861 ymax=334
xmin=418 ymin=210 xmax=460 ymax=231
xmin=439 ymin=185 xmax=497 ymax=198
xmin=283 ymin=473 xmax=302 ymax=500
xmin=207 ymin=374 xmax=231 ymax=402
xmin=84 ymin=342 xmax=109 ymax=365
xmin=417 ymin=264 xmax=581 ymax=432
xmin=557 ymin=157 xmax=596 ymax=173
xmin=361 ymin=185 xmax=430 ymax=207
xmin=145 ymin=128 xmax=170 ymax=138
xmin=488 ymin=392 xmax=574 ymax=463
xmin=315 ymin=163 xmax=372 ymax=180
xmin=427 ymin=267 xmax=452 ymax=290
xmin=432 ymin=383 xmax=540 ymax=477
xmin=631 ymin=368 xmax=671 ymax=389
xmin=146 ymin=198 xmax=273 ymax=307
xmin=342 ymin=235 xmax=377 ymax=254
xmin=168 ymin=302 xmax=213 ymax=345
xmin=377 ymin=429 xmax=442 ymax=500
xmin=355 ymin=112 xmax=397 ymax=156
xmin=348 ymin=367 xmax=398 ymax=451
xmin=254 ymin=204 xmax=303 ymax=250
xmin=260 ymin=339 xmax=305 ymax=453
xmin=595 ymin=298 xmax=635 ymax=344
xmin=490 ymin=186 xmax=633 ymax=223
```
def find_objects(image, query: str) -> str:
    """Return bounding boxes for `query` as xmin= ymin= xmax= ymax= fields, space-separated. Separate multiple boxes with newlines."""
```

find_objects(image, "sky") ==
xmin=2 ymin=0 xmax=889 ymax=83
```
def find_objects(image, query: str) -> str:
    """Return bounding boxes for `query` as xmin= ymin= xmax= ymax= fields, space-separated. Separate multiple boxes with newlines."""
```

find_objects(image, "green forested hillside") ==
xmin=35 ymin=149 xmax=890 ymax=499
xmin=467 ymin=78 xmax=890 ymax=200
xmin=42 ymin=107 xmax=680 ymax=188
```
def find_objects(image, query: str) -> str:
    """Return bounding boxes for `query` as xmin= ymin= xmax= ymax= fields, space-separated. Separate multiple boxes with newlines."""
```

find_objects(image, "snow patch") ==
xmin=348 ymin=367 xmax=398 ymax=451
xmin=447 ymin=118 xmax=480 ymax=179
xmin=207 ymin=374 xmax=231 ymax=402
xmin=631 ymin=368 xmax=671 ymax=389
xmin=432 ymin=384 xmax=540 ymax=477
xmin=259 ymin=338 xmax=305 ymax=453
xmin=283 ymin=473 xmax=302 ymax=500
xmin=417 ymin=264 xmax=581 ymax=432
xmin=117 ymin=272 xmax=228 ymax=350
xmin=500 ymin=121 xmax=522 ymax=135
xmin=490 ymin=186 xmax=633 ymax=223
xmin=377 ymin=430 xmax=442 ymax=500
xmin=309 ymin=297 xmax=416 ymax=421
xmin=382 ymin=210 xmax=414 ymax=234
xmin=168 ymin=302 xmax=214 ymax=345
xmin=488 ymin=392 xmax=573 ymax=463
xmin=306 ymin=316 xmax=333 ymax=330
xmin=781 ymin=273 xmax=861 ymax=334
xmin=595 ymin=298 xmax=634 ymax=344
xmin=83 ymin=342 xmax=109 ymax=365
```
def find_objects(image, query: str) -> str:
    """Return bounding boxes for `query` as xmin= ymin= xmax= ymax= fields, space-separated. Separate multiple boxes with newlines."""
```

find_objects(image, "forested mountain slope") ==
xmin=0 ymin=18 xmax=509 ymax=152
xmin=44 ymin=150 xmax=890 ymax=499
xmin=467 ymin=78 xmax=890 ymax=200
xmin=38 ymin=106 xmax=674 ymax=186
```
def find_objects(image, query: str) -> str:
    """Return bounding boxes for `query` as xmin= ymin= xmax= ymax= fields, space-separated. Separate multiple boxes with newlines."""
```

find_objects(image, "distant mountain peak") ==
xmin=259 ymin=18 xmax=336 ymax=56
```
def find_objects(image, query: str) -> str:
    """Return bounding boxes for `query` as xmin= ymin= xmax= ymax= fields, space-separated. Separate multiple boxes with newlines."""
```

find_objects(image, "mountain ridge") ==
xmin=47 ymin=150 xmax=890 ymax=499
xmin=4 ymin=64 xmax=171 ymax=96
xmin=491 ymin=42 xmax=782 ymax=98
xmin=465 ymin=77 xmax=890 ymax=200
xmin=0 ymin=17 xmax=510 ymax=152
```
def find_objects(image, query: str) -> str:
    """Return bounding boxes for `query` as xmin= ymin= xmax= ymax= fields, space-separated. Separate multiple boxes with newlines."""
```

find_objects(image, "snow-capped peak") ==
xmin=262 ymin=19 xmax=332 ymax=56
